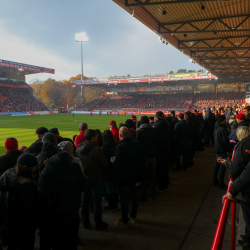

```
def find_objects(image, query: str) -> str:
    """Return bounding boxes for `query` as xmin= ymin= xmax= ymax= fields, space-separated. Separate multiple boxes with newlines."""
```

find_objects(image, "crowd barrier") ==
xmin=211 ymin=178 xmax=236 ymax=250
xmin=0 ymin=111 xmax=58 ymax=116
xmin=72 ymin=110 xmax=183 ymax=115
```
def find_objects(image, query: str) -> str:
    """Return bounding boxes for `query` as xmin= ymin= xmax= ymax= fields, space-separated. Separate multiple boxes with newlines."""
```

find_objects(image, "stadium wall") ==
xmin=0 ymin=111 xmax=58 ymax=116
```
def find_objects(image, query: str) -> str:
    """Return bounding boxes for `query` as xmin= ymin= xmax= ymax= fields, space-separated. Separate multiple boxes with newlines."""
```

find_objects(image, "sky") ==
xmin=0 ymin=0 xmax=203 ymax=83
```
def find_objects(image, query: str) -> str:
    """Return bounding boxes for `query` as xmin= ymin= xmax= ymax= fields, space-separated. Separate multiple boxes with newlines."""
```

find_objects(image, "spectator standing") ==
xmin=229 ymin=114 xmax=238 ymax=134
xmin=136 ymin=116 xmax=157 ymax=201
xmin=110 ymin=120 xmax=119 ymax=143
xmin=75 ymin=129 xmax=108 ymax=230
xmin=204 ymin=108 xmax=216 ymax=147
xmin=114 ymin=127 xmax=146 ymax=227
xmin=102 ymin=130 xmax=119 ymax=211
xmin=131 ymin=115 xmax=137 ymax=130
xmin=244 ymin=106 xmax=250 ymax=121
xmin=174 ymin=113 xmax=189 ymax=171
xmin=0 ymin=138 xmax=23 ymax=176
xmin=0 ymin=153 xmax=39 ymax=250
xmin=125 ymin=119 xmax=137 ymax=140
xmin=213 ymin=115 xmax=230 ymax=188
xmin=24 ymin=127 xmax=48 ymax=156
xmin=49 ymin=128 xmax=74 ymax=147
xmin=171 ymin=111 xmax=178 ymax=125
xmin=74 ymin=123 xmax=88 ymax=148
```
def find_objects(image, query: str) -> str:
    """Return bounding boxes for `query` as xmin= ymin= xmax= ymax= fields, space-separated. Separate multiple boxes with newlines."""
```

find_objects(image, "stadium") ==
xmin=0 ymin=1 xmax=250 ymax=250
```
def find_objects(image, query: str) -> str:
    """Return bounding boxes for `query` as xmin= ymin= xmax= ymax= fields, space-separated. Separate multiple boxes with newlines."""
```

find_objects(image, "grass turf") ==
xmin=0 ymin=113 xmax=137 ymax=155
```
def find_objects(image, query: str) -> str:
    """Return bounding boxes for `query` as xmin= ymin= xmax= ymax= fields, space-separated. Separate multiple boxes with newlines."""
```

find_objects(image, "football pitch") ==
xmin=0 ymin=113 xmax=136 ymax=155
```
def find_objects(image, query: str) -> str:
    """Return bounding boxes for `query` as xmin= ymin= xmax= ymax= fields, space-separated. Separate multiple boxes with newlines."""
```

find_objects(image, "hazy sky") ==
xmin=0 ymin=0 xmax=203 ymax=83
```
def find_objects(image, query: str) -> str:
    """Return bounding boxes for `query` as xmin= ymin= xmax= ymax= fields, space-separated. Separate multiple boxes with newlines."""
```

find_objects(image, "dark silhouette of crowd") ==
xmin=0 ymin=80 xmax=29 ymax=87
xmin=0 ymin=88 xmax=48 ymax=112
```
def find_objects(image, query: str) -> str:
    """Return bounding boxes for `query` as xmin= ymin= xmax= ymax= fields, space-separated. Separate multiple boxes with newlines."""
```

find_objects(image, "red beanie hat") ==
xmin=110 ymin=120 xmax=116 ymax=126
xmin=5 ymin=138 xmax=18 ymax=149
xmin=236 ymin=114 xmax=245 ymax=121
xmin=195 ymin=113 xmax=199 ymax=117
xmin=131 ymin=115 xmax=137 ymax=122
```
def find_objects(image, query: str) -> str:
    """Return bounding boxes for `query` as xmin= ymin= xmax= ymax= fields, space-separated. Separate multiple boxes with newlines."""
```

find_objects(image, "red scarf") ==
xmin=4 ymin=149 xmax=19 ymax=155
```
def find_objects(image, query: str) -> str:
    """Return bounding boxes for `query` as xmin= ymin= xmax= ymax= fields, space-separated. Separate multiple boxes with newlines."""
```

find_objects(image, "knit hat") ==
xmin=217 ymin=115 xmax=226 ymax=123
xmin=42 ymin=132 xmax=57 ymax=145
xmin=36 ymin=127 xmax=48 ymax=135
xmin=156 ymin=111 xmax=164 ymax=118
xmin=5 ymin=138 xmax=18 ymax=149
xmin=125 ymin=119 xmax=134 ymax=128
xmin=110 ymin=120 xmax=116 ymax=126
xmin=19 ymin=146 xmax=27 ymax=152
xmin=131 ymin=115 xmax=137 ymax=122
xmin=236 ymin=113 xmax=245 ymax=121
xmin=49 ymin=128 xmax=59 ymax=135
xmin=17 ymin=153 xmax=38 ymax=167
xmin=195 ymin=113 xmax=199 ymax=117
xmin=58 ymin=141 xmax=73 ymax=154
xmin=141 ymin=116 xmax=149 ymax=124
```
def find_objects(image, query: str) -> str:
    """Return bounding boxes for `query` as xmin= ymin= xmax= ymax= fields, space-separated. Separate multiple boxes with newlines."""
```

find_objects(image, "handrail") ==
xmin=211 ymin=178 xmax=235 ymax=250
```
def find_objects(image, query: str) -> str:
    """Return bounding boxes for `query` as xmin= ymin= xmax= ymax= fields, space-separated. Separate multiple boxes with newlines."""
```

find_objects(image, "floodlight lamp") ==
xmin=75 ymin=32 xmax=88 ymax=42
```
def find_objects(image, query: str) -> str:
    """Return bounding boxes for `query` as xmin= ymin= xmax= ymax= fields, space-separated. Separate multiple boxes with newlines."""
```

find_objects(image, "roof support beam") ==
xmin=193 ymin=56 xmax=250 ymax=59
xmin=179 ymin=47 xmax=250 ymax=51
xmin=125 ymin=0 xmax=221 ymax=7
xmin=159 ymin=29 xmax=250 ymax=34
xmin=180 ymin=35 xmax=250 ymax=43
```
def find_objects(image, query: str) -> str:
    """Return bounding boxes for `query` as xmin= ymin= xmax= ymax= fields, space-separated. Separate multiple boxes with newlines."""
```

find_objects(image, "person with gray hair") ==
xmin=113 ymin=127 xmax=147 ymax=227
xmin=74 ymin=123 xmax=88 ymax=148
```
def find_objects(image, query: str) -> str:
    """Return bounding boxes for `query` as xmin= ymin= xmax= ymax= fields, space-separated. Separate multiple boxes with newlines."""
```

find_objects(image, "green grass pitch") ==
xmin=0 ymin=114 xmax=137 ymax=155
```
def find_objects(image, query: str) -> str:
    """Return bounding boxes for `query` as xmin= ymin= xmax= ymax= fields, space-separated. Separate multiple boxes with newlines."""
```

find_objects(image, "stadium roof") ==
xmin=112 ymin=0 xmax=250 ymax=83
xmin=0 ymin=59 xmax=55 ymax=76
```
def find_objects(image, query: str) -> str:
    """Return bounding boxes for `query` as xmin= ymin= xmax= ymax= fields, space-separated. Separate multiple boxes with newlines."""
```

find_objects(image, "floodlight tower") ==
xmin=75 ymin=32 xmax=88 ymax=105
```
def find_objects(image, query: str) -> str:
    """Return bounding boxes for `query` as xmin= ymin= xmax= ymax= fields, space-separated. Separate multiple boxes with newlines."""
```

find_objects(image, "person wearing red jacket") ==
xmin=74 ymin=123 xmax=88 ymax=148
xmin=110 ymin=121 xmax=119 ymax=143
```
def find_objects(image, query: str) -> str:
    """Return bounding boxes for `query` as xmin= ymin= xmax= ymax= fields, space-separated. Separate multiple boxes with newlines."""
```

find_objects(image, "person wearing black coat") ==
xmin=39 ymin=151 xmax=85 ymax=250
xmin=113 ymin=127 xmax=147 ymax=227
xmin=102 ymin=130 xmax=118 ymax=211
xmin=136 ymin=116 xmax=157 ymax=201
xmin=24 ymin=127 xmax=48 ymax=156
xmin=154 ymin=112 xmax=173 ymax=191
xmin=174 ymin=113 xmax=190 ymax=170
xmin=171 ymin=111 xmax=178 ymax=125
xmin=213 ymin=115 xmax=231 ymax=188
xmin=0 ymin=138 xmax=23 ymax=176
xmin=0 ymin=153 xmax=39 ymax=250
xmin=204 ymin=108 xmax=216 ymax=146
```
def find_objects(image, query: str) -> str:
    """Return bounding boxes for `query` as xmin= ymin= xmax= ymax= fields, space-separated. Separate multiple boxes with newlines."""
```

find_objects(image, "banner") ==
xmin=107 ymin=86 xmax=185 ymax=93
xmin=71 ymin=75 xmax=216 ymax=85
xmin=0 ymin=59 xmax=55 ymax=74
xmin=0 ymin=84 xmax=30 ymax=89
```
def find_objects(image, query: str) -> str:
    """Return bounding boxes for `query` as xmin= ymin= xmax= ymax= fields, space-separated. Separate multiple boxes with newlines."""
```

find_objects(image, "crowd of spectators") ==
xmin=0 ymin=79 xmax=29 ymax=87
xmin=81 ymin=92 xmax=245 ymax=111
xmin=0 ymin=88 xmax=48 ymax=112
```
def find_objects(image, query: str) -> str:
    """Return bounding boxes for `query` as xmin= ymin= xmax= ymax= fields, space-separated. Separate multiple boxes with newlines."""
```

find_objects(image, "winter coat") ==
xmin=204 ymin=108 xmax=215 ymax=130
xmin=113 ymin=137 xmax=147 ymax=185
xmin=0 ymin=150 xmax=23 ymax=176
xmin=153 ymin=118 xmax=173 ymax=154
xmin=230 ymin=160 xmax=250 ymax=201
xmin=75 ymin=140 xmax=107 ymax=185
xmin=174 ymin=120 xmax=189 ymax=146
xmin=102 ymin=142 xmax=118 ymax=182
xmin=36 ymin=143 xmax=59 ymax=173
xmin=226 ymin=108 xmax=233 ymax=124
xmin=74 ymin=131 xmax=86 ymax=148
xmin=24 ymin=139 xmax=43 ymax=156
xmin=39 ymin=152 xmax=85 ymax=223
xmin=172 ymin=116 xmax=179 ymax=125
xmin=214 ymin=125 xmax=231 ymax=154
xmin=0 ymin=169 xmax=39 ymax=249
xmin=136 ymin=123 xmax=157 ymax=159
xmin=229 ymin=119 xmax=238 ymax=134
xmin=225 ymin=136 xmax=250 ymax=180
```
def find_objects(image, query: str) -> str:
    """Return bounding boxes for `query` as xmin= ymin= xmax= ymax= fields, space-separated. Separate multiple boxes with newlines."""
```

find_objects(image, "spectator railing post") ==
xmin=211 ymin=179 xmax=234 ymax=250
xmin=230 ymin=178 xmax=236 ymax=250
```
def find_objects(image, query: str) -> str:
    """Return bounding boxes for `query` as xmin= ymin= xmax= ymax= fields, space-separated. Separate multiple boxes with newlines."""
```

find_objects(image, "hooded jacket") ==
xmin=75 ymin=140 xmax=107 ymax=185
xmin=36 ymin=143 xmax=59 ymax=173
xmin=214 ymin=124 xmax=231 ymax=154
xmin=39 ymin=152 xmax=85 ymax=222
xmin=0 ymin=150 xmax=23 ymax=176
xmin=0 ymin=169 xmax=39 ymax=249
xmin=225 ymin=136 xmax=250 ymax=180
xmin=229 ymin=119 xmax=238 ymax=134
xmin=110 ymin=127 xmax=119 ymax=143
xmin=136 ymin=123 xmax=157 ymax=159
xmin=24 ymin=139 xmax=43 ymax=156
xmin=226 ymin=108 xmax=233 ymax=124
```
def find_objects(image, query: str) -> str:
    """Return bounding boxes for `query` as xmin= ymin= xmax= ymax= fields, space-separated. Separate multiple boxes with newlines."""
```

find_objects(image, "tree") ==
xmin=168 ymin=70 xmax=174 ymax=74
xmin=188 ymin=70 xmax=196 ymax=73
xmin=177 ymin=69 xmax=187 ymax=73
xmin=198 ymin=69 xmax=205 ymax=72
xmin=127 ymin=74 xmax=131 ymax=77
xmin=30 ymin=80 xmax=43 ymax=98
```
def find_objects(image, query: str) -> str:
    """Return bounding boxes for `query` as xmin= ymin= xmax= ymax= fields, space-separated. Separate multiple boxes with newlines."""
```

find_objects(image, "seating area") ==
xmin=0 ymin=87 xmax=48 ymax=112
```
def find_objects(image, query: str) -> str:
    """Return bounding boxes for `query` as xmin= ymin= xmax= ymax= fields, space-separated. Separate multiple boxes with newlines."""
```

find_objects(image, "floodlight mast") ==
xmin=75 ymin=32 xmax=88 ymax=105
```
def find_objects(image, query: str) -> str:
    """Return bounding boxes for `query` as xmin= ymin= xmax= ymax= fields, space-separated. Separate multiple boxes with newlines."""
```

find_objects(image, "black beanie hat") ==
xmin=141 ymin=116 xmax=149 ymax=124
xmin=42 ymin=132 xmax=57 ymax=145
xmin=36 ymin=127 xmax=48 ymax=135
xmin=217 ymin=115 xmax=226 ymax=123
xmin=17 ymin=153 xmax=38 ymax=167
xmin=125 ymin=119 xmax=134 ymax=128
